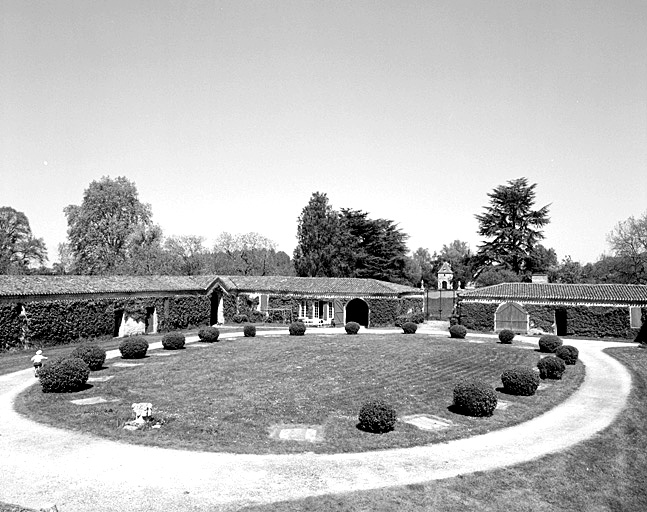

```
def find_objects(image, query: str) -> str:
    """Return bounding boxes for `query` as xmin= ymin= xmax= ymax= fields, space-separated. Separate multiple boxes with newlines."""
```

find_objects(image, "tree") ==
xmin=0 ymin=207 xmax=47 ymax=274
xmin=339 ymin=209 xmax=410 ymax=283
xmin=65 ymin=177 xmax=152 ymax=274
xmin=213 ymin=232 xmax=286 ymax=276
xmin=553 ymin=255 xmax=583 ymax=284
xmin=293 ymin=192 xmax=345 ymax=277
xmin=412 ymin=247 xmax=436 ymax=289
xmin=52 ymin=243 xmax=74 ymax=275
xmin=528 ymin=244 xmax=558 ymax=274
xmin=437 ymin=240 xmax=474 ymax=289
xmin=121 ymin=225 xmax=170 ymax=275
xmin=474 ymin=267 xmax=521 ymax=287
xmin=163 ymin=235 xmax=208 ymax=275
xmin=607 ymin=211 xmax=647 ymax=284
xmin=475 ymin=178 xmax=550 ymax=275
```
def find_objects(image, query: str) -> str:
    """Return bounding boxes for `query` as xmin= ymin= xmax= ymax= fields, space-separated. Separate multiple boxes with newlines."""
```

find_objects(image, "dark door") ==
xmin=555 ymin=308 xmax=567 ymax=336
xmin=113 ymin=309 xmax=124 ymax=337
xmin=144 ymin=307 xmax=155 ymax=334
xmin=210 ymin=293 xmax=221 ymax=325
xmin=346 ymin=298 xmax=369 ymax=327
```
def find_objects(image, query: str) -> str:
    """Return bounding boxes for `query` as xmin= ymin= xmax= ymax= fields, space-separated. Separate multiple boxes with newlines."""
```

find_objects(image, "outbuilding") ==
xmin=457 ymin=282 xmax=647 ymax=339
xmin=0 ymin=274 xmax=423 ymax=350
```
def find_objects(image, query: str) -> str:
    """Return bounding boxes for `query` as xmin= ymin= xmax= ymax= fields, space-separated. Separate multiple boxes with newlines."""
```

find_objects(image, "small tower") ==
xmin=437 ymin=262 xmax=453 ymax=290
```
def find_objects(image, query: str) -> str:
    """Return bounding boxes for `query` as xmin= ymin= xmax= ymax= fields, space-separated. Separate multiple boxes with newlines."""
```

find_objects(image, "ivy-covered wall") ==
xmin=0 ymin=294 xmax=211 ymax=351
xmin=458 ymin=302 xmax=497 ymax=331
xmin=460 ymin=300 xmax=642 ymax=339
xmin=0 ymin=303 xmax=25 ymax=351
xmin=526 ymin=305 xmax=556 ymax=333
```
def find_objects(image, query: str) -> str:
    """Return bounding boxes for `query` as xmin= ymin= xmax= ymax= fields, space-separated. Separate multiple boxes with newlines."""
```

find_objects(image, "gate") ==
xmin=495 ymin=302 xmax=528 ymax=333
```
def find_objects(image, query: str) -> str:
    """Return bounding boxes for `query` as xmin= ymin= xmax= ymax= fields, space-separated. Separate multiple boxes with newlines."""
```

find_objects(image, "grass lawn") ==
xmin=15 ymin=332 xmax=583 ymax=454
xmin=238 ymin=346 xmax=647 ymax=512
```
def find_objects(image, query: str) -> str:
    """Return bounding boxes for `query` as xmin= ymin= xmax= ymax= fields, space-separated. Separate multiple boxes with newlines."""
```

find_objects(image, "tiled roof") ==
xmin=438 ymin=262 xmax=453 ymax=274
xmin=0 ymin=274 xmax=422 ymax=299
xmin=214 ymin=275 xmax=422 ymax=297
xmin=0 ymin=275 xmax=205 ymax=298
xmin=458 ymin=283 xmax=647 ymax=305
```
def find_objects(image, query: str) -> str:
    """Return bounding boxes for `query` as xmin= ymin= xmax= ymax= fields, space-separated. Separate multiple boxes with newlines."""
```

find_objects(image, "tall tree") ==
xmin=475 ymin=178 xmax=550 ymax=275
xmin=0 ymin=207 xmax=47 ymax=274
xmin=293 ymin=192 xmax=344 ymax=277
xmin=64 ymin=176 xmax=152 ymax=274
xmin=607 ymin=210 xmax=647 ymax=284
xmin=121 ymin=225 xmax=170 ymax=275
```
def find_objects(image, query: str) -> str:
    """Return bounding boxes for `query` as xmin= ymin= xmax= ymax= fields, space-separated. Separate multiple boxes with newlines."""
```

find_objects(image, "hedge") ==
xmin=458 ymin=303 xmax=497 ymax=331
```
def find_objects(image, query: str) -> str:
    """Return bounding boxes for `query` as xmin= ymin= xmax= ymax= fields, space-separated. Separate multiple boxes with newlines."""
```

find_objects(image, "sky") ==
xmin=1 ymin=1 xmax=646 ymax=266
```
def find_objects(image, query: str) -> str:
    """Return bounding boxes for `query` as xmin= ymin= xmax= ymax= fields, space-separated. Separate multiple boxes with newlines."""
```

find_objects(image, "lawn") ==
xmin=15 ymin=332 xmax=584 ymax=454
xmin=238 ymin=346 xmax=647 ymax=512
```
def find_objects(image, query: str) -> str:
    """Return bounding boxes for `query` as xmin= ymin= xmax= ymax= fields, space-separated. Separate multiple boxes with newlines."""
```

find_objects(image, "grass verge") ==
xmin=16 ymin=333 xmax=583 ymax=454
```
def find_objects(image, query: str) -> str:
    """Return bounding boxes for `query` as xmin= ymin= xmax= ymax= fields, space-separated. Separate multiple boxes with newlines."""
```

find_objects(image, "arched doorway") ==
xmin=346 ymin=298 xmax=369 ymax=327
xmin=495 ymin=302 xmax=528 ymax=333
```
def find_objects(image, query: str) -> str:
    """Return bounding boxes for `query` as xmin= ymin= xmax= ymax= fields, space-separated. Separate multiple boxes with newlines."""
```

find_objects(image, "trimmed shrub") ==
xmin=244 ymin=324 xmax=256 ymax=337
xmin=449 ymin=314 xmax=459 ymax=326
xmin=289 ymin=321 xmax=306 ymax=336
xmin=198 ymin=326 xmax=220 ymax=343
xmin=498 ymin=329 xmax=515 ymax=344
xmin=39 ymin=357 xmax=90 ymax=393
xmin=162 ymin=332 xmax=185 ymax=350
xmin=539 ymin=335 xmax=563 ymax=353
xmin=232 ymin=314 xmax=249 ymax=324
xmin=70 ymin=344 xmax=106 ymax=371
xmin=249 ymin=310 xmax=265 ymax=323
xmin=402 ymin=322 xmax=418 ymax=334
xmin=556 ymin=345 xmax=579 ymax=365
xmin=537 ymin=356 xmax=566 ymax=380
xmin=394 ymin=315 xmax=409 ymax=328
xmin=119 ymin=337 xmax=149 ymax=359
xmin=449 ymin=324 xmax=467 ymax=339
xmin=345 ymin=321 xmax=360 ymax=335
xmin=501 ymin=366 xmax=540 ymax=396
xmin=453 ymin=379 xmax=498 ymax=417
xmin=358 ymin=399 xmax=397 ymax=434
xmin=410 ymin=311 xmax=425 ymax=324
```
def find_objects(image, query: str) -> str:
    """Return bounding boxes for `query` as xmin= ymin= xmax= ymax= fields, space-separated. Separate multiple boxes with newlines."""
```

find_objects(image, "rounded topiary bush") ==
xmin=556 ymin=345 xmax=579 ymax=365
xmin=449 ymin=324 xmax=467 ymax=339
xmin=358 ymin=399 xmax=397 ymax=434
xmin=232 ymin=314 xmax=249 ymax=324
xmin=244 ymin=324 xmax=256 ymax=337
xmin=452 ymin=379 xmax=498 ymax=417
xmin=119 ymin=337 xmax=149 ymax=359
xmin=402 ymin=322 xmax=418 ymax=334
xmin=345 ymin=321 xmax=360 ymax=335
xmin=198 ymin=326 xmax=220 ymax=343
xmin=289 ymin=321 xmax=306 ymax=336
xmin=39 ymin=357 xmax=90 ymax=393
xmin=539 ymin=334 xmax=563 ymax=353
xmin=498 ymin=329 xmax=515 ymax=344
xmin=501 ymin=366 xmax=540 ymax=396
xmin=537 ymin=356 xmax=566 ymax=380
xmin=162 ymin=332 xmax=185 ymax=350
xmin=70 ymin=344 xmax=106 ymax=371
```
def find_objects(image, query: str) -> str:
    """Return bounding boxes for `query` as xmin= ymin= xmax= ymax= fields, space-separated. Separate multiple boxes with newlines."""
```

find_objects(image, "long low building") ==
xmin=457 ymin=282 xmax=647 ymax=339
xmin=0 ymin=275 xmax=423 ymax=350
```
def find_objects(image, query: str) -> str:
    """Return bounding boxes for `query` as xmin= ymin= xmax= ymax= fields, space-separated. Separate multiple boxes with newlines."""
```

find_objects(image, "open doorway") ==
xmin=113 ymin=309 xmax=124 ymax=337
xmin=210 ymin=292 xmax=222 ymax=325
xmin=555 ymin=308 xmax=567 ymax=336
xmin=346 ymin=298 xmax=369 ymax=327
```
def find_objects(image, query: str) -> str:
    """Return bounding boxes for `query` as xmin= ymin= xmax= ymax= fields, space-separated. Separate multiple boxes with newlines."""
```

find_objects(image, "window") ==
xmin=314 ymin=301 xmax=320 ymax=319
xmin=630 ymin=307 xmax=643 ymax=329
xmin=299 ymin=301 xmax=307 ymax=319
xmin=328 ymin=303 xmax=334 ymax=320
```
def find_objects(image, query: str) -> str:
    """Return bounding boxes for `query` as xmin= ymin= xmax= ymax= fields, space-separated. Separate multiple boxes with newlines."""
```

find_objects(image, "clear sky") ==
xmin=2 ymin=1 xmax=646 ymax=266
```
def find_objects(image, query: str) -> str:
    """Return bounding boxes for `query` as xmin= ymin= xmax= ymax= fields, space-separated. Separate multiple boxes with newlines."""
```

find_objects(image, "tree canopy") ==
xmin=475 ymin=178 xmax=550 ymax=275
xmin=293 ymin=192 xmax=410 ymax=283
xmin=607 ymin=210 xmax=647 ymax=284
xmin=0 ymin=207 xmax=47 ymax=274
xmin=64 ymin=176 xmax=152 ymax=274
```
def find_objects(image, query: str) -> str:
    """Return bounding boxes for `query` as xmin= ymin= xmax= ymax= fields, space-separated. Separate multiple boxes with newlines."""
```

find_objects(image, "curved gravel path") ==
xmin=0 ymin=331 xmax=633 ymax=512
